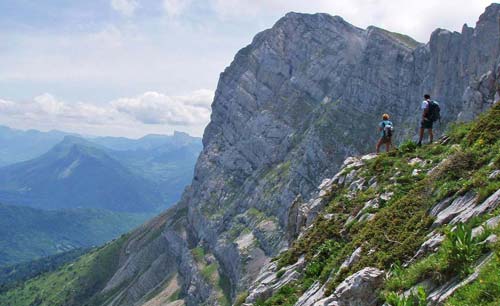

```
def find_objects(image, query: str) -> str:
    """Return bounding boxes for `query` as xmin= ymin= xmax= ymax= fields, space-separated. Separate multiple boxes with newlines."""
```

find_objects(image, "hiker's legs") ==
xmin=429 ymin=129 xmax=434 ymax=143
xmin=418 ymin=128 xmax=424 ymax=144
xmin=385 ymin=142 xmax=391 ymax=152
xmin=376 ymin=139 xmax=382 ymax=153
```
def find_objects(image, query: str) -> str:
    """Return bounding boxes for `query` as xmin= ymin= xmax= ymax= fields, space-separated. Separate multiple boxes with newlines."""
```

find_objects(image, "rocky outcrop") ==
xmin=431 ymin=189 xmax=500 ymax=227
xmin=64 ymin=4 xmax=500 ymax=306
xmin=293 ymin=267 xmax=384 ymax=306
xmin=333 ymin=267 xmax=385 ymax=306
xmin=245 ymin=256 xmax=306 ymax=303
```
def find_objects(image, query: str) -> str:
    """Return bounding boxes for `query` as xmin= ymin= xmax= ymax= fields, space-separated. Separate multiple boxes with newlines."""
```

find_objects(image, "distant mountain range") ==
xmin=0 ymin=128 xmax=202 ymax=212
xmin=0 ymin=125 xmax=201 ymax=166
xmin=0 ymin=203 xmax=150 ymax=267
xmin=0 ymin=126 xmax=202 ymax=266
xmin=0 ymin=126 xmax=74 ymax=167
xmin=0 ymin=136 xmax=164 ymax=212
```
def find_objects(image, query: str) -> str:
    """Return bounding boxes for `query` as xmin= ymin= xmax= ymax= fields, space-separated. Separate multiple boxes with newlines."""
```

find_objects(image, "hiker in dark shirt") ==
xmin=417 ymin=94 xmax=440 ymax=146
xmin=376 ymin=114 xmax=393 ymax=154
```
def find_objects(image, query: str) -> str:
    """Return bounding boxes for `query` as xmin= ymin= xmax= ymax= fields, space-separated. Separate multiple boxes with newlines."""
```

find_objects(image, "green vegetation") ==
xmin=386 ymin=286 xmax=427 ymax=306
xmin=0 ymin=204 xmax=150 ymax=267
xmin=0 ymin=234 xmax=128 ymax=306
xmin=0 ymin=248 xmax=88 ymax=292
xmin=255 ymin=285 xmax=299 ymax=306
xmin=443 ymin=223 xmax=488 ymax=277
xmin=234 ymin=291 xmax=249 ymax=306
xmin=374 ymin=27 xmax=421 ymax=49
xmin=191 ymin=246 xmax=231 ymax=306
xmin=201 ymin=263 xmax=218 ymax=282
xmin=167 ymin=288 xmax=181 ymax=302
xmin=445 ymin=225 xmax=500 ymax=305
xmin=192 ymin=247 xmax=206 ymax=263
xmin=259 ymin=104 xmax=500 ymax=305
xmin=383 ymin=222 xmax=491 ymax=297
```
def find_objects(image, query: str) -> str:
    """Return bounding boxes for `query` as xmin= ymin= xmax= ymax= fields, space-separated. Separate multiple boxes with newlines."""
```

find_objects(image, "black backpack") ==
xmin=428 ymin=100 xmax=441 ymax=122
xmin=382 ymin=121 xmax=393 ymax=137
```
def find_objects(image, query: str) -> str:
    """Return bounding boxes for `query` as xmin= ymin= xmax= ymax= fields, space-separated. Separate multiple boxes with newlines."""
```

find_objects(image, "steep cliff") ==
xmin=1 ymin=4 xmax=499 ymax=306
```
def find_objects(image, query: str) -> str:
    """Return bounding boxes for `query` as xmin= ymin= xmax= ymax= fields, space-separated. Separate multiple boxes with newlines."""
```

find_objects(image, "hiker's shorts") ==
xmin=420 ymin=119 xmax=433 ymax=129
xmin=379 ymin=136 xmax=392 ymax=144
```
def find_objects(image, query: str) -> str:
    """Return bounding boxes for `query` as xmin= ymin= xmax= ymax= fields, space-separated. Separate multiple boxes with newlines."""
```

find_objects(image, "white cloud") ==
xmin=111 ymin=0 xmax=139 ymax=16
xmin=163 ymin=0 xmax=191 ymax=17
xmin=0 ymin=90 xmax=214 ymax=137
xmin=111 ymin=90 xmax=213 ymax=125
xmin=208 ymin=0 xmax=493 ymax=41
xmin=34 ymin=93 xmax=66 ymax=115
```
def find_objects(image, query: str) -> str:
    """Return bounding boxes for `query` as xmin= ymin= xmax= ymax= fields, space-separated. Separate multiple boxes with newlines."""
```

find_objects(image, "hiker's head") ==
xmin=424 ymin=94 xmax=431 ymax=100
xmin=382 ymin=114 xmax=390 ymax=120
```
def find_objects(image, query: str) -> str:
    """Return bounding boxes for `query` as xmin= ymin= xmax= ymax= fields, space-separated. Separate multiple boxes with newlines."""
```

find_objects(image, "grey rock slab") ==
xmin=451 ymin=189 xmax=500 ymax=224
xmin=472 ymin=215 xmax=500 ymax=237
xmin=313 ymin=296 xmax=339 ymax=306
xmin=380 ymin=192 xmax=394 ymax=202
xmin=358 ymin=213 xmax=375 ymax=223
xmin=348 ymin=178 xmax=366 ymax=192
xmin=411 ymin=232 xmax=445 ymax=262
xmin=489 ymin=169 xmax=500 ymax=180
xmin=361 ymin=154 xmax=377 ymax=161
xmin=429 ymin=197 xmax=454 ymax=217
xmin=344 ymin=170 xmax=359 ymax=186
xmin=408 ymin=157 xmax=424 ymax=166
xmin=246 ymin=256 xmax=305 ymax=304
xmin=338 ymin=247 xmax=363 ymax=272
xmin=295 ymin=282 xmax=325 ymax=306
xmin=432 ymin=191 xmax=477 ymax=227
xmin=333 ymin=267 xmax=385 ymax=306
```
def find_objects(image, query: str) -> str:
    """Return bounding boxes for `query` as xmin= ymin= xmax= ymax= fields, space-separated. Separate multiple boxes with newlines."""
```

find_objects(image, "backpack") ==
xmin=427 ymin=100 xmax=441 ymax=122
xmin=382 ymin=121 xmax=393 ymax=138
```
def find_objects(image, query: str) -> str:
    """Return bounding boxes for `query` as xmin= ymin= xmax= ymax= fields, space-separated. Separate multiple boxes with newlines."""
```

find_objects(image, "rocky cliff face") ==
xmin=100 ymin=4 xmax=500 ymax=305
xmin=3 ymin=4 xmax=499 ymax=306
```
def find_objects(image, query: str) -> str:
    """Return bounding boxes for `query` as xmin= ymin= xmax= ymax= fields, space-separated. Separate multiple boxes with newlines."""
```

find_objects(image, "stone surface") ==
xmin=333 ymin=267 xmax=385 ymax=306
xmin=472 ymin=215 xmax=500 ymax=237
xmin=339 ymin=247 xmax=363 ymax=272
xmin=295 ymin=282 xmax=325 ymax=306
xmin=451 ymin=189 xmax=500 ymax=224
xmin=408 ymin=157 xmax=424 ymax=166
xmin=431 ymin=191 xmax=478 ymax=227
xmin=489 ymin=170 xmax=500 ymax=180
xmin=411 ymin=232 xmax=445 ymax=261
xmin=245 ymin=256 xmax=306 ymax=303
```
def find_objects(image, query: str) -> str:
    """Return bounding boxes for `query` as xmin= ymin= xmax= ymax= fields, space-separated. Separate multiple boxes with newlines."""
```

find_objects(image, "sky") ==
xmin=0 ymin=0 xmax=495 ymax=138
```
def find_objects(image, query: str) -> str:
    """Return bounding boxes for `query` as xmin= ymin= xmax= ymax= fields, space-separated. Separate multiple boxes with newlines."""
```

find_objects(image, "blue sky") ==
xmin=0 ymin=0 xmax=495 ymax=137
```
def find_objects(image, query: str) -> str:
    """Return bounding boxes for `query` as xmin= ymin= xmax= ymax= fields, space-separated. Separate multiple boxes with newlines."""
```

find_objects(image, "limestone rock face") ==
xmin=333 ymin=267 xmax=385 ymax=306
xmin=89 ymin=5 xmax=500 ymax=306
